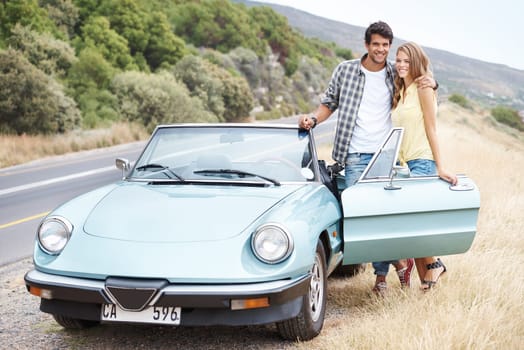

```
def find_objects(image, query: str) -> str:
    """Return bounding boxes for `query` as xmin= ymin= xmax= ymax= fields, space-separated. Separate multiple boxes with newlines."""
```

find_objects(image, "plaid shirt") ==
xmin=320 ymin=54 xmax=395 ymax=164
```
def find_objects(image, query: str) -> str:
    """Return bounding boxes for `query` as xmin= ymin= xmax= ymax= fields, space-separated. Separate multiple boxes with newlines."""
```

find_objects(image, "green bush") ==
xmin=173 ymin=55 xmax=254 ymax=122
xmin=8 ymin=24 xmax=77 ymax=77
xmin=448 ymin=93 xmax=470 ymax=109
xmin=491 ymin=106 xmax=524 ymax=131
xmin=40 ymin=0 xmax=79 ymax=38
xmin=74 ymin=16 xmax=136 ymax=70
xmin=111 ymin=70 xmax=218 ymax=132
xmin=0 ymin=49 xmax=80 ymax=134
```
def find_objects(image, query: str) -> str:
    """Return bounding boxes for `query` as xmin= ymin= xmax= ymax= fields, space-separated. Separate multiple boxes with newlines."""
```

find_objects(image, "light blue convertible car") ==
xmin=25 ymin=124 xmax=480 ymax=340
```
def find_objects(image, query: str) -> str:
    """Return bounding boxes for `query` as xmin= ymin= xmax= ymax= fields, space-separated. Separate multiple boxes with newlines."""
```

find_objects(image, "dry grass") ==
xmin=301 ymin=102 xmax=524 ymax=349
xmin=0 ymin=122 xmax=149 ymax=168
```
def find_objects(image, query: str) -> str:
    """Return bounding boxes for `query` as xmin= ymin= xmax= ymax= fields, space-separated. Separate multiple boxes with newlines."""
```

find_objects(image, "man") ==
xmin=299 ymin=21 xmax=437 ymax=294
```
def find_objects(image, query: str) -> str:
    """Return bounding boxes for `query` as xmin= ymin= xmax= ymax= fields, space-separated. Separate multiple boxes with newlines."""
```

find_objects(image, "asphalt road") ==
xmin=0 ymin=142 xmax=145 ymax=266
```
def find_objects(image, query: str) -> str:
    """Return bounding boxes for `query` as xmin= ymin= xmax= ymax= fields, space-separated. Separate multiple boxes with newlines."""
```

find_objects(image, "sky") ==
xmin=252 ymin=0 xmax=524 ymax=71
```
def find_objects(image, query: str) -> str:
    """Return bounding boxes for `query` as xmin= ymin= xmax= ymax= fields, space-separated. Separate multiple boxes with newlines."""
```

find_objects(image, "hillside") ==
xmin=237 ymin=0 xmax=524 ymax=112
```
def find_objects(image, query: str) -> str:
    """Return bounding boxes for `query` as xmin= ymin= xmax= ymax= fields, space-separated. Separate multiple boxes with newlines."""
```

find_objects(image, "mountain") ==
xmin=237 ymin=0 xmax=524 ymax=112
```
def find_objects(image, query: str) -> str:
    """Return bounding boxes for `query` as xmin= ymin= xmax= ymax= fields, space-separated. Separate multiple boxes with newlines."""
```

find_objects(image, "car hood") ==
xmin=83 ymin=182 xmax=301 ymax=242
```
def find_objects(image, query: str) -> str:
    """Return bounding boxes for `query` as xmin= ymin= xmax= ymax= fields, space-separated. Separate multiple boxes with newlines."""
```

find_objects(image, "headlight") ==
xmin=37 ymin=216 xmax=73 ymax=255
xmin=251 ymin=223 xmax=293 ymax=264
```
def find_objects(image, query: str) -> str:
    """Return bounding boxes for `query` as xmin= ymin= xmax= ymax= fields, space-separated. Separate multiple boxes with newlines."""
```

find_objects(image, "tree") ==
xmin=40 ymin=0 xmax=79 ymax=38
xmin=172 ymin=0 xmax=264 ymax=55
xmin=0 ymin=49 xmax=80 ymax=134
xmin=8 ymin=24 xmax=77 ymax=77
xmin=97 ymin=0 xmax=148 ymax=54
xmin=0 ymin=0 xmax=61 ymax=39
xmin=144 ymin=11 xmax=186 ymax=70
xmin=173 ymin=55 xmax=254 ymax=122
xmin=227 ymin=47 xmax=261 ymax=88
xmin=67 ymin=48 xmax=119 ymax=127
xmin=75 ymin=15 xmax=136 ymax=70
xmin=248 ymin=5 xmax=300 ymax=75
xmin=111 ymin=70 xmax=218 ymax=131
xmin=209 ymin=64 xmax=254 ymax=121
xmin=173 ymin=55 xmax=225 ymax=119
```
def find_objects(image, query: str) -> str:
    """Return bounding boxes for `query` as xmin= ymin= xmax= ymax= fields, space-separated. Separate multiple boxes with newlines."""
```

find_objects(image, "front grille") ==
xmin=104 ymin=277 xmax=168 ymax=311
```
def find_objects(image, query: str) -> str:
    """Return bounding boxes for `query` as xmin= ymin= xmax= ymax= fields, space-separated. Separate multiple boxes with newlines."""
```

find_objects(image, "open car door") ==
xmin=340 ymin=128 xmax=480 ymax=265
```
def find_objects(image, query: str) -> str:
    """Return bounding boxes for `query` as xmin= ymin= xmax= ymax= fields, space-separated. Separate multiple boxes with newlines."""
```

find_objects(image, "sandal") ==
xmin=421 ymin=258 xmax=446 ymax=291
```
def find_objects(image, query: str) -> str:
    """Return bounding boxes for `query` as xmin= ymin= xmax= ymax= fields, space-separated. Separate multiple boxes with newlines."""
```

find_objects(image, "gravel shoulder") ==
xmin=0 ymin=258 xmax=305 ymax=349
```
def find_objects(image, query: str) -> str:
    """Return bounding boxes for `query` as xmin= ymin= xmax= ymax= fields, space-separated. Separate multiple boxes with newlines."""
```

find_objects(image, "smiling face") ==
xmin=364 ymin=34 xmax=390 ymax=70
xmin=395 ymin=50 xmax=411 ymax=81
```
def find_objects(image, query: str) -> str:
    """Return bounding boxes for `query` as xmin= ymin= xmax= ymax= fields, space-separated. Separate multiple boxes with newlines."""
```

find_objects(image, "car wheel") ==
xmin=276 ymin=240 xmax=327 ymax=341
xmin=53 ymin=314 xmax=99 ymax=329
xmin=334 ymin=263 xmax=367 ymax=277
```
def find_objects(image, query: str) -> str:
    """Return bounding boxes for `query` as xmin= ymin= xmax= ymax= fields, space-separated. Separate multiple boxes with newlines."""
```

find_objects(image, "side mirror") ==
xmin=115 ymin=158 xmax=130 ymax=179
xmin=384 ymin=165 xmax=408 ymax=190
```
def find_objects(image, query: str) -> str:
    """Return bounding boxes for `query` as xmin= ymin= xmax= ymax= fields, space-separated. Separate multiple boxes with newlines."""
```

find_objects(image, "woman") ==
xmin=392 ymin=42 xmax=457 ymax=291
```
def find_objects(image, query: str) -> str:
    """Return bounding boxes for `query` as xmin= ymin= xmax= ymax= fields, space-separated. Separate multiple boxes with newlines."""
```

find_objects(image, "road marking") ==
xmin=0 ymin=142 xmax=144 ymax=176
xmin=0 ymin=211 xmax=50 ymax=230
xmin=0 ymin=166 xmax=115 ymax=197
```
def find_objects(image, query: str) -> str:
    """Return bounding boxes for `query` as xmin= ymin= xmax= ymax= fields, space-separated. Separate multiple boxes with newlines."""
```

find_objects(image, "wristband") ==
xmin=310 ymin=115 xmax=318 ymax=128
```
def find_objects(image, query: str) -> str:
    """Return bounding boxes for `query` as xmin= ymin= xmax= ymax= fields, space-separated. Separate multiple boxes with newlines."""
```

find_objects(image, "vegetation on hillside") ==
xmin=448 ymin=93 xmax=523 ymax=132
xmin=491 ymin=105 xmax=524 ymax=131
xmin=448 ymin=93 xmax=471 ymax=109
xmin=0 ymin=0 xmax=349 ymax=135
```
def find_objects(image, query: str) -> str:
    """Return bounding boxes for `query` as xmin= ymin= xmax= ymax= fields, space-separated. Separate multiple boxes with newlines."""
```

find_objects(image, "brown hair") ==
xmin=392 ymin=42 xmax=433 ymax=109
xmin=365 ymin=21 xmax=393 ymax=45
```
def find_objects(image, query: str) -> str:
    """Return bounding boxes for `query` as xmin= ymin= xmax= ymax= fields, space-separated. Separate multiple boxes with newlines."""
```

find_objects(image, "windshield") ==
xmin=130 ymin=125 xmax=316 ymax=184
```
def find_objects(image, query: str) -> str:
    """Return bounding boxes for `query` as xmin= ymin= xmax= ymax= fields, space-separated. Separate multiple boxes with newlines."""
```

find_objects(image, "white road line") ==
xmin=0 ymin=166 xmax=116 ymax=197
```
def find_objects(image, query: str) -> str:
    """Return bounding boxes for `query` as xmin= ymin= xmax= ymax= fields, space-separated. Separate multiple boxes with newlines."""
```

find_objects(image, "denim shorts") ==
xmin=345 ymin=153 xmax=374 ymax=187
xmin=406 ymin=159 xmax=437 ymax=176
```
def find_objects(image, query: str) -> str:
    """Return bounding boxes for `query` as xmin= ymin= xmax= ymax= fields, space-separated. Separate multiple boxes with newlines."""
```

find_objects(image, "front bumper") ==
xmin=25 ymin=269 xmax=311 ymax=326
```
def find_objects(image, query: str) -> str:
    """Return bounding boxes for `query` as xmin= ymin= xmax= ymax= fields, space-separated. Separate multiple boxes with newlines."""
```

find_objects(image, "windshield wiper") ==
xmin=194 ymin=169 xmax=280 ymax=186
xmin=135 ymin=163 xmax=185 ymax=181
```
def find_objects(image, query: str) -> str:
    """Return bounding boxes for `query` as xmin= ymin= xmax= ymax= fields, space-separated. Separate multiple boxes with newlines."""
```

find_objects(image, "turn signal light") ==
xmin=29 ymin=286 xmax=53 ymax=299
xmin=230 ymin=297 xmax=270 ymax=310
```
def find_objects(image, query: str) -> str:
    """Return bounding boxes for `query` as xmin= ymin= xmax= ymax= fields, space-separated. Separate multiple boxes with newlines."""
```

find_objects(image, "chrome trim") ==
xmin=251 ymin=223 xmax=294 ymax=264
xmin=26 ymin=269 xmax=106 ymax=290
xmin=154 ymin=123 xmax=299 ymax=130
xmin=358 ymin=127 xmax=404 ymax=182
xmin=26 ymin=269 xmax=309 ymax=302
xmin=104 ymin=286 xmax=158 ymax=312
xmin=37 ymin=216 xmax=73 ymax=255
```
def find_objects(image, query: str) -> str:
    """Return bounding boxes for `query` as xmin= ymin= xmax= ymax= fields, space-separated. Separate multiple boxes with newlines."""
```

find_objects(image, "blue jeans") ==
xmin=345 ymin=153 xmax=374 ymax=186
xmin=407 ymin=159 xmax=437 ymax=176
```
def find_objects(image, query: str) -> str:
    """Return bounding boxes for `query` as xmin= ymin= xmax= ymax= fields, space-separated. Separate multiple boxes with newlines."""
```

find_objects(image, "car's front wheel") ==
xmin=276 ymin=240 xmax=327 ymax=341
xmin=53 ymin=314 xmax=99 ymax=329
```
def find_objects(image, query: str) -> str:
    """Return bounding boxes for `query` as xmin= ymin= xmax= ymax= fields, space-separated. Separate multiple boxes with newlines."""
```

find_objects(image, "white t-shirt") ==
xmin=349 ymin=66 xmax=392 ymax=153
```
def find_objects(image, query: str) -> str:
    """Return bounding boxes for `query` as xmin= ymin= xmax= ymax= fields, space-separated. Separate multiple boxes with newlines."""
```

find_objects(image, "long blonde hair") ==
xmin=392 ymin=42 xmax=433 ymax=109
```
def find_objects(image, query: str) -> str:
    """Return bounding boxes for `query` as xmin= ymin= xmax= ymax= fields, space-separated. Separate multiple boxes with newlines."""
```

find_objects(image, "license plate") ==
xmin=101 ymin=304 xmax=181 ymax=325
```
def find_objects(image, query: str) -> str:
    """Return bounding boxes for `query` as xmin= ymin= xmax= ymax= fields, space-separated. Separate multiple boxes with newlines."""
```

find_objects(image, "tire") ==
xmin=53 ymin=314 xmax=99 ymax=329
xmin=277 ymin=240 xmax=327 ymax=341
xmin=334 ymin=263 xmax=366 ymax=277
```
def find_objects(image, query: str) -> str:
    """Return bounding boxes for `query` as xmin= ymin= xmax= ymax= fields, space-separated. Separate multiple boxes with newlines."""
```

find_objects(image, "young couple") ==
xmin=299 ymin=21 xmax=456 ymax=293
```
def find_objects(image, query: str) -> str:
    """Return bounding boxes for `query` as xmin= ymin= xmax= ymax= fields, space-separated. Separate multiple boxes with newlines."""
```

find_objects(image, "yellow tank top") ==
xmin=391 ymin=83 xmax=436 ymax=164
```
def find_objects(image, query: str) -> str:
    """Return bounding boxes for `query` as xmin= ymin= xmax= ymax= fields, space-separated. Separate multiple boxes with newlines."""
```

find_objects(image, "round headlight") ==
xmin=38 ymin=216 xmax=73 ymax=255
xmin=251 ymin=223 xmax=293 ymax=264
